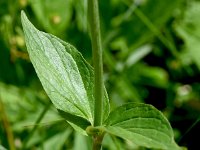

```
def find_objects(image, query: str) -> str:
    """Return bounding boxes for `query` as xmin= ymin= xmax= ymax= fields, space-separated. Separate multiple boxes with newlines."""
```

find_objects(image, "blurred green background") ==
xmin=1 ymin=0 xmax=200 ymax=149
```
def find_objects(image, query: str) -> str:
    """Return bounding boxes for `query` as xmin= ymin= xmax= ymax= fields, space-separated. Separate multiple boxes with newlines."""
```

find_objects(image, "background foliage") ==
xmin=0 ymin=0 xmax=200 ymax=149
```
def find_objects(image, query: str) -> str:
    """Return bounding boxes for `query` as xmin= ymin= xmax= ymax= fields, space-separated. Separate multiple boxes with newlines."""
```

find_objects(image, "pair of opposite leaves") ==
xmin=21 ymin=11 xmax=180 ymax=150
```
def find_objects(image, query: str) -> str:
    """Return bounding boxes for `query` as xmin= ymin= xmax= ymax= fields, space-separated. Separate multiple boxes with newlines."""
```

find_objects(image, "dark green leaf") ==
xmin=58 ymin=109 xmax=90 ymax=131
xmin=104 ymin=103 xmax=180 ymax=150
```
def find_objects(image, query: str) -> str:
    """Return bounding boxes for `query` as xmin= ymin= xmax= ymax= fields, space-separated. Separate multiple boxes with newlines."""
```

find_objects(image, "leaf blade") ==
xmin=21 ymin=11 xmax=92 ymax=122
xmin=21 ymin=11 xmax=110 ymax=129
xmin=44 ymin=33 xmax=110 ymax=123
xmin=104 ymin=103 xmax=180 ymax=150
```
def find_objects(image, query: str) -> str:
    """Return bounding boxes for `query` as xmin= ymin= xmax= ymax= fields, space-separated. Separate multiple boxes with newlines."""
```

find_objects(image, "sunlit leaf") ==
xmin=21 ymin=11 xmax=110 ymax=132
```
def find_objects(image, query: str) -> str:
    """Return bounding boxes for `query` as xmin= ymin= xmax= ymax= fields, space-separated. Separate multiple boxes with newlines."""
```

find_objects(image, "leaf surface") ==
xmin=104 ymin=103 xmax=180 ymax=150
xmin=21 ymin=11 xmax=110 ymax=129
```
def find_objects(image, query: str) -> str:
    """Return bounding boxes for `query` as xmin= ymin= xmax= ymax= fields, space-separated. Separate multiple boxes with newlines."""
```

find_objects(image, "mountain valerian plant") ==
xmin=21 ymin=0 xmax=180 ymax=149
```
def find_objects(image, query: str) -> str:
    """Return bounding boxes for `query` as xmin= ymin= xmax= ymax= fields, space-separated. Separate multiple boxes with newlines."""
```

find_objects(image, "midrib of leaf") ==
xmin=45 ymin=33 xmax=110 ymax=122
xmin=24 ymin=29 xmax=84 ymax=109
xmin=106 ymin=105 xmax=170 ymax=126
xmin=111 ymin=126 xmax=171 ymax=142
xmin=104 ymin=103 xmax=180 ymax=149
xmin=127 ymin=128 xmax=171 ymax=140
xmin=111 ymin=117 xmax=171 ymax=136
xmin=45 ymin=35 xmax=94 ymax=120
xmin=105 ymin=126 xmax=175 ymax=149
xmin=41 ymin=77 xmax=88 ymax=118
xmin=47 ymin=39 xmax=84 ymax=101
xmin=45 ymin=34 xmax=96 ymax=113
xmin=28 ymin=47 xmax=89 ymax=118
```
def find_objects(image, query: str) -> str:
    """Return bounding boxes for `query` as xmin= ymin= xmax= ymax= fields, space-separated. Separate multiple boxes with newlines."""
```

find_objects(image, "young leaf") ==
xmin=104 ymin=103 xmax=180 ymax=150
xmin=21 ymin=11 xmax=109 ymax=131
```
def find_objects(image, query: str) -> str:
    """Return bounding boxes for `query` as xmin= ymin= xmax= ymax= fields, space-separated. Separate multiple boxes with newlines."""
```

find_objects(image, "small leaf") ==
xmin=104 ymin=103 xmax=180 ymax=150
xmin=21 ymin=11 xmax=109 ymax=131
xmin=58 ymin=109 xmax=90 ymax=131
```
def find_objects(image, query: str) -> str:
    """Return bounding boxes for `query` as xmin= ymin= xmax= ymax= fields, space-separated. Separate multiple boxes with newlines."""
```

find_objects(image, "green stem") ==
xmin=88 ymin=0 xmax=103 ymax=127
xmin=88 ymin=0 xmax=104 ymax=149
xmin=92 ymin=135 xmax=104 ymax=150
xmin=86 ymin=126 xmax=104 ymax=150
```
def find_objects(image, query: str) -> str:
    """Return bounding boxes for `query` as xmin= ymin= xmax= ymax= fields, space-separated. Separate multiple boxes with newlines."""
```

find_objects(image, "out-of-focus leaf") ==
xmin=125 ymin=44 xmax=152 ymax=67
xmin=0 ymin=81 xmax=63 ymax=135
xmin=73 ymin=132 xmax=91 ymax=150
xmin=0 ymin=145 xmax=7 ymax=150
xmin=175 ymin=1 xmax=200 ymax=69
xmin=104 ymin=103 xmax=180 ymax=150
xmin=102 ymin=134 xmax=124 ymax=150
xmin=129 ymin=63 xmax=169 ymax=88
xmin=29 ymin=0 xmax=73 ymax=35
xmin=73 ymin=0 xmax=88 ymax=32
xmin=41 ymin=129 xmax=72 ymax=150
xmin=113 ymin=0 xmax=182 ymax=53
xmin=21 ymin=12 xmax=110 ymax=132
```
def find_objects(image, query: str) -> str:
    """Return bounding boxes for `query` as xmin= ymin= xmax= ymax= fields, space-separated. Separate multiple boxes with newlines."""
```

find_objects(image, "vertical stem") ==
xmin=92 ymin=135 xmax=104 ymax=150
xmin=88 ymin=0 xmax=104 ymax=149
xmin=88 ymin=0 xmax=103 ymax=126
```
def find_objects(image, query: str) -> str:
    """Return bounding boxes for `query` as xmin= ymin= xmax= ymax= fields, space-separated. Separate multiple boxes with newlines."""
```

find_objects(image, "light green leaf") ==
xmin=21 ymin=11 xmax=109 ymax=130
xmin=104 ymin=103 xmax=180 ymax=150
xmin=0 ymin=145 xmax=7 ymax=150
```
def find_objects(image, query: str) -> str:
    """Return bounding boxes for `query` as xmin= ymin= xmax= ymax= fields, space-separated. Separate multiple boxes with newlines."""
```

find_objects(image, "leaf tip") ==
xmin=21 ymin=10 xmax=26 ymax=22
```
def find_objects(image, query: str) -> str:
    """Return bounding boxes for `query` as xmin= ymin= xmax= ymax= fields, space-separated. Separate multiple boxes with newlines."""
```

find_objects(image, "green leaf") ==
xmin=41 ymin=129 xmax=72 ymax=150
xmin=111 ymin=0 xmax=182 ymax=55
xmin=29 ymin=0 xmax=73 ymax=35
xmin=73 ymin=132 xmax=91 ymax=150
xmin=104 ymin=103 xmax=180 ymax=150
xmin=175 ymin=1 xmax=200 ymax=69
xmin=0 ymin=145 xmax=7 ymax=150
xmin=58 ymin=109 xmax=90 ymax=132
xmin=21 ymin=11 xmax=110 ymax=131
